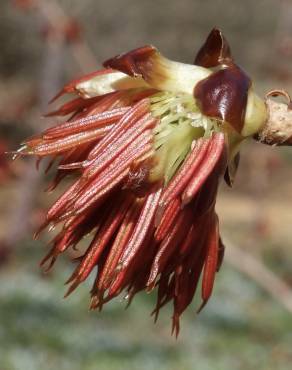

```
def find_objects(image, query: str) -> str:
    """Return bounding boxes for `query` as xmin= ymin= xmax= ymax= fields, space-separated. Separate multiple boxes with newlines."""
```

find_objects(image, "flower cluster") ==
xmin=19 ymin=28 xmax=268 ymax=335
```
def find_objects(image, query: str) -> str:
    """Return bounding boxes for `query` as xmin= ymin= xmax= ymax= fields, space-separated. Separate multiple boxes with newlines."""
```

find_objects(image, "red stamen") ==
xmin=159 ymin=137 xmax=211 ymax=207
xmin=182 ymin=133 xmax=225 ymax=205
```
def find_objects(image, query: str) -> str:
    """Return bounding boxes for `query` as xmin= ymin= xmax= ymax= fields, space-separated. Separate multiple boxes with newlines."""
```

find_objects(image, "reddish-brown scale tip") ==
xmin=64 ymin=280 xmax=80 ymax=298
xmin=224 ymin=152 xmax=240 ymax=187
xmin=41 ymin=257 xmax=56 ymax=273
xmin=39 ymin=248 xmax=57 ymax=273
xmin=103 ymin=45 xmax=157 ymax=77
xmin=89 ymin=291 xmax=105 ymax=311
xmin=33 ymin=221 xmax=49 ymax=239
xmin=197 ymin=300 xmax=208 ymax=314
xmin=64 ymin=267 xmax=80 ymax=284
xmin=151 ymin=309 xmax=159 ymax=323
xmin=89 ymin=296 xmax=98 ymax=310
xmin=35 ymin=157 xmax=42 ymax=171
xmin=194 ymin=27 xmax=232 ymax=67
xmin=48 ymin=89 xmax=66 ymax=104
xmin=216 ymin=237 xmax=225 ymax=272
xmin=124 ymin=293 xmax=135 ymax=309
xmin=171 ymin=314 xmax=180 ymax=338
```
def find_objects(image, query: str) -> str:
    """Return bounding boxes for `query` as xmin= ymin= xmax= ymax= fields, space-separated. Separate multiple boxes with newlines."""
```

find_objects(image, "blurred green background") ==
xmin=0 ymin=1 xmax=292 ymax=369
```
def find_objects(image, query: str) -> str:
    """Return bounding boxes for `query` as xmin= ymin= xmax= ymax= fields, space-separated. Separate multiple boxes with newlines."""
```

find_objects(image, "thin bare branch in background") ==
xmin=225 ymin=238 xmax=292 ymax=314
xmin=36 ymin=0 xmax=97 ymax=73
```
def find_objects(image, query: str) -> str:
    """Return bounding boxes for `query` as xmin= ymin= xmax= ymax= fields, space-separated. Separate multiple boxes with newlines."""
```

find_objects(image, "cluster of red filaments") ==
xmin=20 ymin=71 xmax=227 ymax=335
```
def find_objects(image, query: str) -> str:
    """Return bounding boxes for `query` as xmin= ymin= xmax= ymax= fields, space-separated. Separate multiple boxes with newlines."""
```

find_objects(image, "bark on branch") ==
xmin=254 ymin=98 xmax=292 ymax=146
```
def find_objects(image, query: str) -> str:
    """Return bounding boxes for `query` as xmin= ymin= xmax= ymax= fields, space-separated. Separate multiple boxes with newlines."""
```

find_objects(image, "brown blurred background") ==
xmin=0 ymin=1 xmax=292 ymax=370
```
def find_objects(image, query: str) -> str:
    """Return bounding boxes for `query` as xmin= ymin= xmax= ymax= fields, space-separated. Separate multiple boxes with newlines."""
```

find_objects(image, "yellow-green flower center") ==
xmin=149 ymin=92 xmax=219 ymax=183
